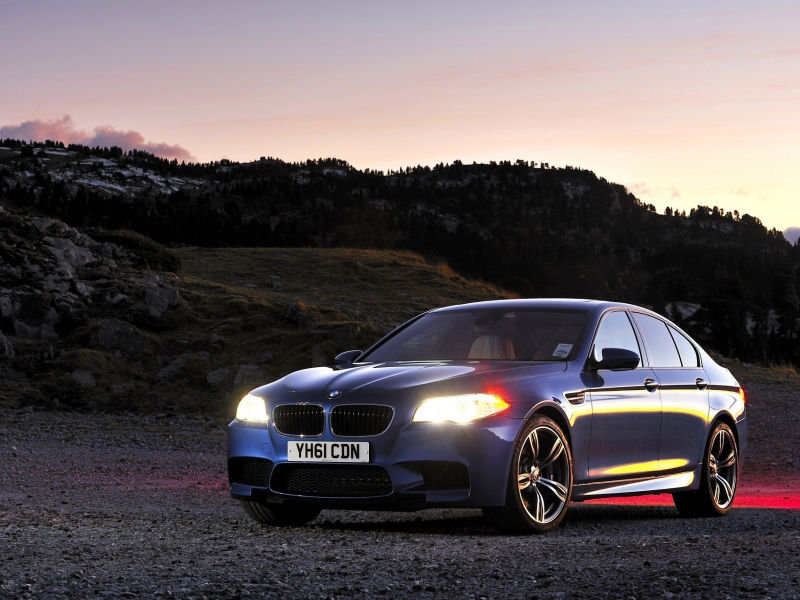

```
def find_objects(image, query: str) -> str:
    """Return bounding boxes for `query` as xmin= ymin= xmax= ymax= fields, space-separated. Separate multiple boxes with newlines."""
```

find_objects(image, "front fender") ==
xmin=520 ymin=397 xmax=593 ymax=484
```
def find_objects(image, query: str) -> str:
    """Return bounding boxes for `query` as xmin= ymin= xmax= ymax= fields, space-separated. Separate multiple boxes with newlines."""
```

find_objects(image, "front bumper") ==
xmin=227 ymin=416 xmax=521 ymax=508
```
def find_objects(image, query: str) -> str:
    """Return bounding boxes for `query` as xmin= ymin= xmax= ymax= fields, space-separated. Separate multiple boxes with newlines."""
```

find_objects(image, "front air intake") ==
xmin=273 ymin=404 xmax=325 ymax=436
xmin=418 ymin=461 xmax=470 ymax=490
xmin=271 ymin=464 xmax=393 ymax=497
xmin=330 ymin=405 xmax=394 ymax=437
xmin=228 ymin=458 xmax=273 ymax=487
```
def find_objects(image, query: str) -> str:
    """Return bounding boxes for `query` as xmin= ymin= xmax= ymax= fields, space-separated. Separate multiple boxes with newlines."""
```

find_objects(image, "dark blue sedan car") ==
xmin=228 ymin=299 xmax=746 ymax=533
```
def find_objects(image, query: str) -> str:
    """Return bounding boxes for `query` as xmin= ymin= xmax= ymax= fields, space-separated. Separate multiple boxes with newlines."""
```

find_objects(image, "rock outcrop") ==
xmin=89 ymin=319 xmax=152 ymax=359
xmin=72 ymin=369 xmax=97 ymax=388
xmin=155 ymin=357 xmax=186 ymax=381
xmin=206 ymin=368 xmax=230 ymax=390
xmin=130 ymin=275 xmax=181 ymax=319
xmin=0 ymin=208 xmax=183 ymax=409
xmin=0 ymin=330 xmax=14 ymax=356
xmin=282 ymin=302 xmax=313 ymax=327
xmin=233 ymin=365 xmax=264 ymax=389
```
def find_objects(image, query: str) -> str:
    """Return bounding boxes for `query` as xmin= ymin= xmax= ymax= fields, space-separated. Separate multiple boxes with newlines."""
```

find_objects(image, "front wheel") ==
xmin=673 ymin=421 xmax=738 ymax=517
xmin=483 ymin=414 xmax=573 ymax=534
xmin=240 ymin=500 xmax=322 ymax=526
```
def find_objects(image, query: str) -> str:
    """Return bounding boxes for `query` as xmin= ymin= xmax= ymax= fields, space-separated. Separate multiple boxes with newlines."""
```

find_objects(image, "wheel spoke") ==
xmin=716 ymin=474 xmax=734 ymax=503
xmin=712 ymin=477 xmax=721 ymax=504
xmin=534 ymin=486 xmax=546 ymax=522
xmin=518 ymin=473 xmax=532 ymax=491
xmin=716 ymin=431 xmax=727 ymax=456
xmin=718 ymin=451 xmax=736 ymax=469
xmin=527 ymin=430 xmax=540 ymax=461
xmin=538 ymin=477 xmax=567 ymax=503
xmin=538 ymin=437 xmax=564 ymax=469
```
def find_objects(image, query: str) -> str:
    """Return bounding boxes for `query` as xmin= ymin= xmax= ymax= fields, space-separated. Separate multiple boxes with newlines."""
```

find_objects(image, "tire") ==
xmin=673 ymin=421 xmax=738 ymax=517
xmin=483 ymin=414 xmax=573 ymax=534
xmin=240 ymin=500 xmax=322 ymax=526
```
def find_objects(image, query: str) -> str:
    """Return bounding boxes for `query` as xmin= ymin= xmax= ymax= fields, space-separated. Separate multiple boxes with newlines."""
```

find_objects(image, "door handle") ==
xmin=695 ymin=378 xmax=708 ymax=390
xmin=644 ymin=378 xmax=659 ymax=392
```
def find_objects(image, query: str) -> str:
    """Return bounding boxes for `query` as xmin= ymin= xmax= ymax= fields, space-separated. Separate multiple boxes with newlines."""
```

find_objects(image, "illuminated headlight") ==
xmin=412 ymin=393 xmax=510 ymax=424
xmin=236 ymin=394 xmax=269 ymax=423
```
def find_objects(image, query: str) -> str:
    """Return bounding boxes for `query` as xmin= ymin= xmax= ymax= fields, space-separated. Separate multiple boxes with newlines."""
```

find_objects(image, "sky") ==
xmin=1 ymin=1 xmax=798 ymax=239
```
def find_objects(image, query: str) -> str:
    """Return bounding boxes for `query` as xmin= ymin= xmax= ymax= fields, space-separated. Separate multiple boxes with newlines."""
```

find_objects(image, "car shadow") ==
xmin=298 ymin=503 xmax=683 ymax=536
xmin=565 ymin=503 xmax=682 ymax=523
xmin=311 ymin=511 xmax=497 ymax=536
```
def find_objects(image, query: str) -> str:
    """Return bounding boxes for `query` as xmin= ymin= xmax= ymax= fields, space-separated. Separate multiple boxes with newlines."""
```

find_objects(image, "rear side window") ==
xmin=669 ymin=326 xmax=700 ymax=368
xmin=592 ymin=311 xmax=642 ymax=366
xmin=630 ymin=312 xmax=681 ymax=368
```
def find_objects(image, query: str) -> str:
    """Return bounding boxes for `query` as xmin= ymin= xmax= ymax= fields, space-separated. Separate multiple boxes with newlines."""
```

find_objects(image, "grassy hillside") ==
xmin=1 ymin=227 xmax=510 ymax=416
xmin=171 ymin=247 xmax=509 ymax=413
xmin=177 ymin=247 xmax=509 ymax=330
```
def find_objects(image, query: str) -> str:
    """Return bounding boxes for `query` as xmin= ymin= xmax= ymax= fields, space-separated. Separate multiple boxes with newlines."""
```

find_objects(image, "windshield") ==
xmin=362 ymin=309 xmax=587 ymax=362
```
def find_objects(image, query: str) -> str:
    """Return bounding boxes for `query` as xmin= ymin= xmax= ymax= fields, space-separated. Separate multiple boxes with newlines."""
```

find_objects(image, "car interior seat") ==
xmin=468 ymin=335 xmax=516 ymax=360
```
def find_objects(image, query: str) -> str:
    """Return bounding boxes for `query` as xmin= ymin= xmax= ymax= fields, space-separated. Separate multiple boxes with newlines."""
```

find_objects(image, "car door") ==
xmin=587 ymin=310 xmax=662 ymax=479
xmin=629 ymin=312 xmax=709 ymax=472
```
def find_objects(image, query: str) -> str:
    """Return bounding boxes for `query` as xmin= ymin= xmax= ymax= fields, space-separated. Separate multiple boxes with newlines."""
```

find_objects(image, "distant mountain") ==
xmin=1 ymin=139 xmax=799 ymax=365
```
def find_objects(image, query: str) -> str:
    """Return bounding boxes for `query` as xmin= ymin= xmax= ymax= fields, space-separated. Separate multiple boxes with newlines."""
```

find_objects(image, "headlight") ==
xmin=412 ymin=393 xmax=509 ymax=424
xmin=236 ymin=394 xmax=269 ymax=422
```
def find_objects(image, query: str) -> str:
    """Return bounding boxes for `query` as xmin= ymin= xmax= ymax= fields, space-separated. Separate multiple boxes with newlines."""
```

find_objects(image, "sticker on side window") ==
xmin=552 ymin=343 xmax=573 ymax=358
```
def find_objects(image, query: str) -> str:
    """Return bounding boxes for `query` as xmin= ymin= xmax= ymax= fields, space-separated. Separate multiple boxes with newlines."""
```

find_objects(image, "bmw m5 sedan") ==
xmin=228 ymin=299 xmax=746 ymax=533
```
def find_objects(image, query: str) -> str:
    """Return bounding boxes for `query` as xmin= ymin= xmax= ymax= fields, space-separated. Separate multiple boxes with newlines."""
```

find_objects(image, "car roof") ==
xmin=430 ymin=298 xmax=640 ymax=314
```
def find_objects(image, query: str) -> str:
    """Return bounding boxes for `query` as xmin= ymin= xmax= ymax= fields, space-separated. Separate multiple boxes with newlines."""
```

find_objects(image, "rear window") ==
xmin=669 ymin=326 xmax=700 ymax=368
xmin=363 ymin=309 xmax=587 ymax=362
xmin=630 ymin=312 xmax=681 ymax=368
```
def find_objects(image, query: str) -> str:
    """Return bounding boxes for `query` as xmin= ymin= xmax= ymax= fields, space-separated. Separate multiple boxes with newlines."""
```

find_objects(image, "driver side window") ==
xmin=593 ymin=311 xmax=642 ymax=367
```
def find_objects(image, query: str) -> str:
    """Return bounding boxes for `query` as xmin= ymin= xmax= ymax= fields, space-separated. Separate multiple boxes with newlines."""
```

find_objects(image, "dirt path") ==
xmin=1 ymin=401 xmax=799 ymax=599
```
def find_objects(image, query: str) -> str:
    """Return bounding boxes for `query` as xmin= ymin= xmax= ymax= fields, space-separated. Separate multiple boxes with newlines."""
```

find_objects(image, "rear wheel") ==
xmin=673 ymin=422 xmax=738 ymax=517
xmin=483 ymin=414 xmax=572 ymax=534
xmin=240 ymin=500 xmax=322 ymax=526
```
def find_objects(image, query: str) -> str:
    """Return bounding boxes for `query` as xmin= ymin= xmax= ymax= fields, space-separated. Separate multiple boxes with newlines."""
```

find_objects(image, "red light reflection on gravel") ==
xmin=581 ymin=491 xmax=800 ymax=510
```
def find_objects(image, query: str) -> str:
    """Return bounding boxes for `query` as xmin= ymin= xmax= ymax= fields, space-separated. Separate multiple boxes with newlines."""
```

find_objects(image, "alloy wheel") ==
xmin=708 ymin=428 xmax=737 ymax=509
xmin=517 ymin=425 xmax=570 ymax=524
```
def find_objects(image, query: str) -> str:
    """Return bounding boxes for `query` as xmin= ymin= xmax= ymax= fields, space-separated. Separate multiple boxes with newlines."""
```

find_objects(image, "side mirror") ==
xmin=590 ymin=347 xmax=640 ymax=371
xmin=334 ymin=350 xmax=362 ymax=365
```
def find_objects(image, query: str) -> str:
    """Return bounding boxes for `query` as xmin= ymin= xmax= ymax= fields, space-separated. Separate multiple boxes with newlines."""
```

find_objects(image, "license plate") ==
xmin=287 ymin=441 xmax=370 ymax=463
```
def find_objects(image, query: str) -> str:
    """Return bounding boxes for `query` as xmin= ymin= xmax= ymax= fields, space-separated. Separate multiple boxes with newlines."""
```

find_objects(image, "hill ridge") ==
xmin=1 ymin=140 xmax=798 ymax=365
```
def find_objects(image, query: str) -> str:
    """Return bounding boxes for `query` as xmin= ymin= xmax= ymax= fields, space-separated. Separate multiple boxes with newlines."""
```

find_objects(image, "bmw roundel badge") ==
xmin=328 ymin=390 xmax=343 ymax=399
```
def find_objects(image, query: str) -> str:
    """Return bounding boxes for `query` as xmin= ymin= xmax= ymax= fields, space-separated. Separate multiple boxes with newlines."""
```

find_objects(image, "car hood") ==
xmin=261 ymin=361 xmax=567 ymax=403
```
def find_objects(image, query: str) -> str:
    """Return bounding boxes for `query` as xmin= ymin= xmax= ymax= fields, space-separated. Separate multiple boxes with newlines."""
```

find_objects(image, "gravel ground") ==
xmin=1 ymin=390 xmax=799 ymax=600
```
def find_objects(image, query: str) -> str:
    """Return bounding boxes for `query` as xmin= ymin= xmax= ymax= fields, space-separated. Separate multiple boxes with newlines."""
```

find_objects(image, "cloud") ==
xmin=784 ymin=226 xmax=800 ymax=246
xmin=626 ymin=182 xmax=650 ymax=196
xmin=0 ymin=115 xmax=193 ymax=161
xmin=626 ymin=182 xmax=681 ymax=199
